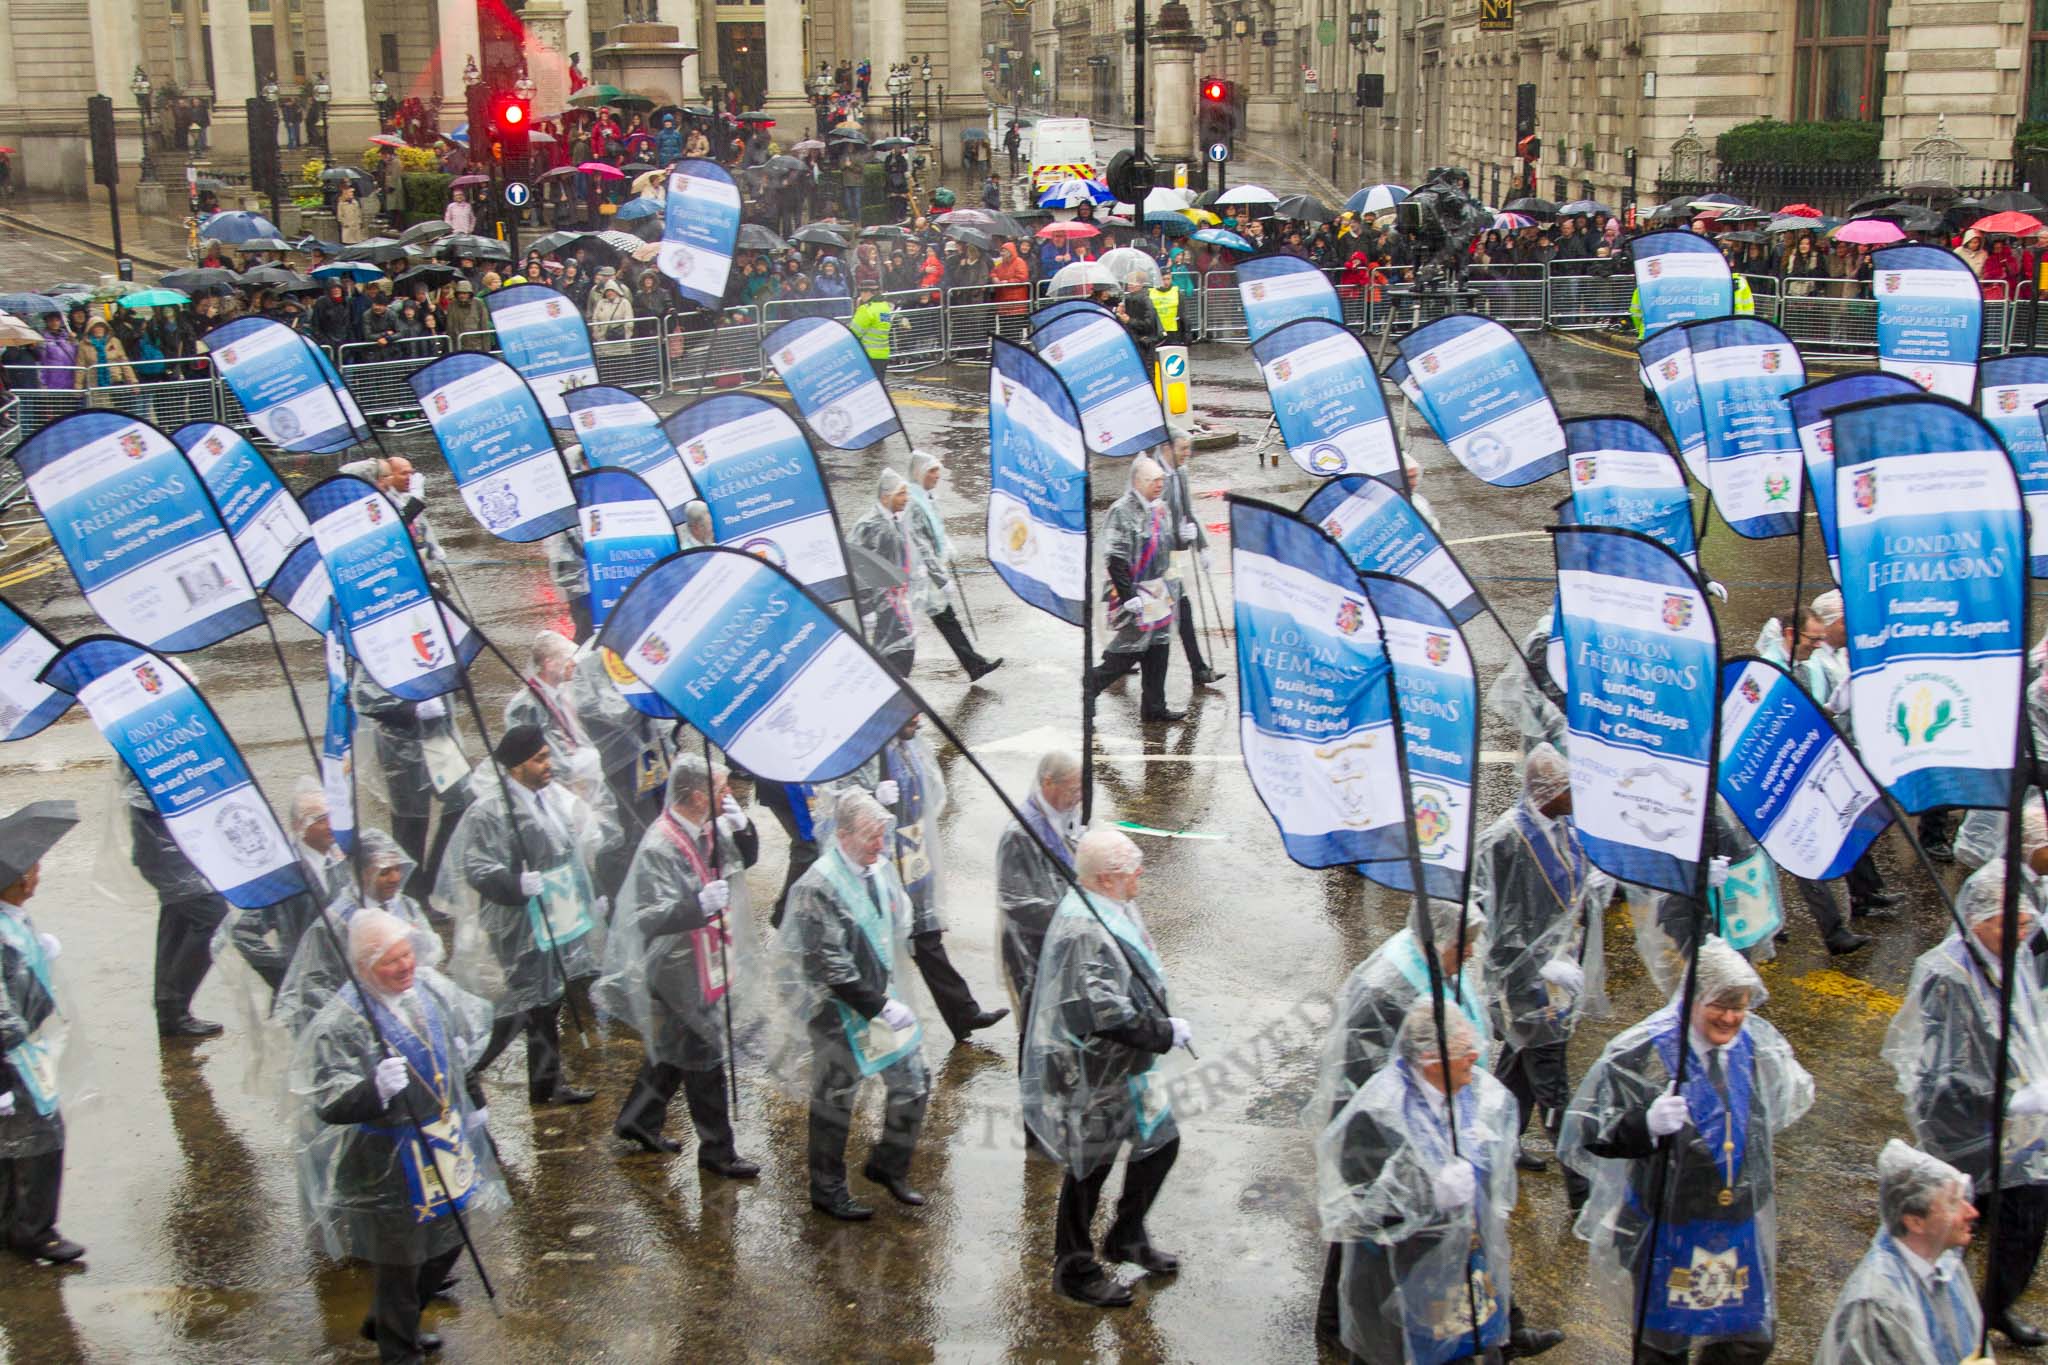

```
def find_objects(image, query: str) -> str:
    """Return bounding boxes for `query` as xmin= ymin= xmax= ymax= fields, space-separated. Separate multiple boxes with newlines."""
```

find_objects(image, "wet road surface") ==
xmin=0 ymin=314 xmax=2011 ymax=1363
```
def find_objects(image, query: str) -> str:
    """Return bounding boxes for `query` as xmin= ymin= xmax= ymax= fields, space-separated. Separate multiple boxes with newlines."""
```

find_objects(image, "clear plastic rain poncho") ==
xmin=1020 ymin=884 xmax=1179 ymax=1178
xmin=815 ymin=727 xmax=949 ymax=938
xmin=352 ymin=671 xmax=472 ymax=827
xmin=903 ymin=450 xmax=954 ymax=617
xmin=290 ymin=780 xmax=354 ymax=907
xmin=289 ymin=911 xmax=504 ymax=1268
xmin=1100 ymin=462 xmax=1179 ymax=654
xmin=504 ymin=629 xmax=595 ymax=772
xmin=0 ymin=900 xmax=93 ymax=1160
xmin=1882 ymin=860 xmax=2048 ymax=1193
xmin=107 ymin=766 xmax=217 ymax=903
xmin=1627 ymin=799 xmax=1775 ymax=997
xmin=435 ymin=766 xmax=621 ymax=1015
xmin=1557 ymin=937 xmax=1814 ymax=1357
xmin=593 ymin=759 xmax=765 ymax=1073
xmin=1954 ymin=790 xmax=2048 ymax=873
xmin=565 ymin=642 xmax=675 ymax=847
xmin=1486 ymin=617 xmax=1568 ymax=758
xmin=273 ymin=831 xmax=446 ymax=1043
xmin=1304 ymin=898 xmax=1490 ymax=1131
xmin=1314 ymin=1006 xmax=1517 ymax=1365
xmin=846 ymin=472 xmax=920 ymax=660
xmin=1815 ymin=1140 xmax=1982 ymax=1365
xmin=994 ymin=764 xmax=1083 ymax=1012
xmin=1473 ymin=743 xmax=1613 ymax=1051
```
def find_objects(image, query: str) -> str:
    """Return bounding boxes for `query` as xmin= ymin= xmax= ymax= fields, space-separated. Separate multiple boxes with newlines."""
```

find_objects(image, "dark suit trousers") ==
xmin=912 ymin=930 xmax=985 ymax=1038
xmin=0 ymin=1147 xmax=62 ymax=1251
xmin=1985 ymin=1180 xmax=2048 ymax=1323
xmin=368 ymin=1244 xmax=462 ymax=1364
xmin=1054 ymin=1137 xmax=1179 ymax=1283
xmin=470 ymin=1000 xmax=563 ymax=1098
xmin=615 ymin=1060 xmax=738 ymax=1162
xmin=155 ymin=894 xmax=228 ymax=1021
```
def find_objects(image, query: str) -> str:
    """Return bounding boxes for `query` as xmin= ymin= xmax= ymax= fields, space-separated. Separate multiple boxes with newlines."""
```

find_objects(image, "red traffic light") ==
xmin=502 ymin=101 xmax=525 ymax=126
xmin=1202 ymin=80 xmax=1227 ymax=102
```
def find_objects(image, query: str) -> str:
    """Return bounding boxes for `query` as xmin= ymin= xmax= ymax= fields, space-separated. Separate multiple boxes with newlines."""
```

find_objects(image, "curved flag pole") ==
xmin=700 ymin=730 xmax=741 ymax=1111
xmin=895 ymin=431 xmax=983 ymax=645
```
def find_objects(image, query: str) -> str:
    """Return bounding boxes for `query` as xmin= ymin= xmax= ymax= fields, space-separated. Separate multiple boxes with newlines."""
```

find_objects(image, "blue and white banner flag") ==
xmin=1787 ymin=372 xmax=1920 ymax=583
xmin=987 ymin=337 xmax=1088 ymax=625
xmin=1552 ymin=525 xmax=1718 ymax=895
xmin=1831 ymin=395 xmax=2025 ymax=813
xmin=1235 ymin=254 xmax=1345 ymax=343
xmin=1227 ymin=496 xmax=1407 ymax=870
xmin=662 ymin=393 xmax=852 ymax=602
xmin=1631 ymin=230 xmax=1734 ymax=337
xmin=764 ymin=317 xmax=902 ymax=451
xmin=659 ymin=160 xmax=743 ymax=309
xmin=1638 ymin=325 xmax=1708 ymax=484
xmin=1029 ymin=300 xmax=1115 ymax=335
xmin=11 ymin=411 xmax=261 ymax=652
xmin=594 ymin=640 xmax=678 ymax=721
xmin=483 ymin=283 xmax=601 ymax=429
xmin=0 ymin=595 xmax=70 ymax=741
xmin=1252 ymin=319 xmax=1399 ymax=479
xmin=1354 ymin=573 xmax=1478 ymax=903
xmin=1032 ymin=305 xmax=1169 ymax=458
xmin=1686 ymin=317 xmax=1806 ymax=539
xmin=1979 ymin=354 xmax=2048 ymax=575
xmin=563 ymin=384 xmax=697 ymax=524
xmin=409 ymin=352 xmax=577 ymax=543
xmin=322 ymin=619 xmax=357 ymax=856
xmin=1395 ymin=316 xmax=1565 ymax=487
xmin=1298 ymin=474 xmax=1483 ymax=624
xmin=1873 ymin=245 xmax=1982 ymax=404
xmin=43 ymin=636 xmax=309 ymax=908
xmin=599 ymin=547 xmax=917 ymax=782
xmin=1716 ymin=657 xmax=1890 ymax=881
xmin=302 ymin=476 xmax=466 ymax=701
xmin=1561 ymin=417 xmax=1698 ymax=570
xmin=205 ymin=317 xmax=369 ymax=453
xmin=572 ymin=468 xmax=681 ymax=628
xmin=173 ymin=421 xmax=309 ymax=590
xmin=267 ymin=538 xmax=335 ymax=634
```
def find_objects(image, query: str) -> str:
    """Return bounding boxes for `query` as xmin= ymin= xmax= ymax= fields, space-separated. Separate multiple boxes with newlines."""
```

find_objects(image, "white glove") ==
xmin=1706 ymin=580 xmax=1729 ymax=602
xmin=374 ymin=1055 xmax=409 ymax=1104
xmin=1432 ymin=1158 xmax=1477 ymax=1210
xmin=594 ymin=895 xmax=610 ymax=921
xmin=1199 ymin=547 xmax=1215 ymax=572
xmin=0 ymin=1092 xmax=14 ymax=1116
xmin=875 ymin=779 xmax=901 ymax=806
xmin=35 ymin=932 xmax=59 ymax=962
xmin=408 ymin=473 xmax=426 ymax=500
xmin=716 ymin=793 xmax=749 ymax=835
xmin=2011 ymin=1082 xmax=2048 ymax=1116
xmin=879 ymin=998 xmax=916 ymax=1032
xmin=1538 ymin=958 xmax=1585 ymax=994
xmin=1179 ymin=519 xmax=1198 ymax=542
xmin=518 ymin=870 xmax=545 ymax=898
xmin=465 ymin=1105 xmax=489 ymax=1132
xmin=1169 ymin=1016 xmax=1193 ymax=1049
xmin=427 ymin=542 xmax=448 ymax=563
xmin=1707 ymin=856 xmax=1731 ymax=890
xmin=415 ymin=696 xmax=447 ymax=722
xmin=1828 ymin=678 xmax=1852 ymax=714
xmin=699 ymin=879 xmax=732 ymax=914
xmin=1647 ymin=1087 xmax=1692 ymax=1138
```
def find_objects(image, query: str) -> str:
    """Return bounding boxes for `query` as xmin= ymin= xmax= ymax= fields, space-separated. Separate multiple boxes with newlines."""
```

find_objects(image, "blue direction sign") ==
xmin=505 ymin=181 xmax=532 ymax=208
xmin=1207 ymin=142 xmax=1231 ymax=163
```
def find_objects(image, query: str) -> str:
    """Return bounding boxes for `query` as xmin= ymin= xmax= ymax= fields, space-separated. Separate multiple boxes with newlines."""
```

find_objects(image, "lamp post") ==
xmin=131 ymin=65 xmax=155 ymax=180
xmin=313 ymin=73 xmax=331 ymax=159
xmin=369 ymin=70 xmax=389 ymax=129
xmin=920 ymin=59 xmax=933 ymax=142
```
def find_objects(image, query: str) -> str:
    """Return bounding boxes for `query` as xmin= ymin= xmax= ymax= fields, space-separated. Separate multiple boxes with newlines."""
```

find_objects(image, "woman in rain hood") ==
xmin=1085 ymin=456 xmax=1184 ymax=724
xmin=73 ymin=316 xmax=136 ymax=390
xmin=902 ymin=449 xmax=1002 ymax=682
xmin=273 ymin=830 xmax=446 ymax=1041
xmin=1816 ymin=1140 xmax=1981 ymax=1365
xmin=847 ymin=468 xmax=921 ymax=678
xmin=1558 ymin=936 xmax=1813 ymax=1365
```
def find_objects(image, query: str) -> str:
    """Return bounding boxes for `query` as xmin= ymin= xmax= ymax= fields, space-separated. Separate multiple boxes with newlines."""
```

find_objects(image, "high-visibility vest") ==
xmin=851 ymin=299 xmax=895 ymax=358
xmin=1733 ymin=274 xmax=1756 ymax=315
xmin=1149 ymin=283 xmax=1179 ymax=333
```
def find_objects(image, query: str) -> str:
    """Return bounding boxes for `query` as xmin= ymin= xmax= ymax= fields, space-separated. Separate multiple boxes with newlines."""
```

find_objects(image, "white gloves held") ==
xmin=415 ymin=696 xmax=447 ymax=723
xmin=875 ymin=779 xmax=901 ymax=806
xmin=2011 ymin=1082 xmax=2048 ymax=1116
xmin=1199 ymin=547 xmax=1216 ymax=572
xmin=716 ymin=794 xmax=749 ymax=835
xmin=1179 ymin=520 xmax=1198 ymax=542
xmin=35 ymin=932 xmax=59 ymax=962
xmin=1707 ymin=856 xmax=1732 ymax=891
xmin=374 ymin=1055 xmax=409 ymax=1105
xmin=1538 ymin=958 xmax=1584 ymax=994
xmin=879 ymin=999 xmax=916 ymax=1032
xmin=699 ymin=879 xmax=732 ymax=914
xmin=518 ymin=870 xmax=546 ymax=899
xmin=1432 ymin=1158 xmax=1477 ymax=1210
xmin=1706 ymin=580 xmax=1729 ymax=603
xmin=1168 ymin=1016 xmax=1193 ymax=1050
xmin=0 ymin=1092 xmax=14 ymax=1116
xmin=1647 ymin=1087 xmax=1692 ymax=1138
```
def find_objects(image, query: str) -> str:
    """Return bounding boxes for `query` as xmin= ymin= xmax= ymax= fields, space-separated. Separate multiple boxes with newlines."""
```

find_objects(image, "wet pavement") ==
xmin=0 ymin=268 xmax=2013 ymax=1363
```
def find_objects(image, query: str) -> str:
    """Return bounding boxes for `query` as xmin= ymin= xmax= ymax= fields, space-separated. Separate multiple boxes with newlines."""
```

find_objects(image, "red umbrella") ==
xmin=577 ymin=161 xmax=626 ymax=179
xmin=1037 ymin=220 xmax=1101 ymax=240
xmin=1970 ymin=210 xmax=2044 ymax=237
xmin=368 ymin=134 xmax=406 ymax=148
xmin=1775 ymin=203 xmax=1821 ymax=217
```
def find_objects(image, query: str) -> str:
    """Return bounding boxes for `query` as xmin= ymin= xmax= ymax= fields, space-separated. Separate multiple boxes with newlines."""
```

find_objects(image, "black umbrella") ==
xmin=238 ymin=265 xmax=313 ymax=290
xmin=296 ymin=236 xmax=342 ymax=254
xmin=1981 ymin=190 xmax=2046 ymax=213
xmin=790 ymin=224 xmax=851 ymax=247
xmin=1895 ymin=208 xmax=1948 ymax=234
xmin=1711 ymin=207 xmax=1771 ymax=224
xmin=0 ymin=800 xmax=77 ymax=888
xmin=1273 ymin=193 xmax=1334 ymax=222
xmin=1898 ymin=178 xmax=1959 ymax=201
xmin=159 ymin=267 xmax=242 ymax=294
xmin=396 ymin=263 xmax=461 ymax=287
xmin=1845 ymin=191 xmax=1904 ymax=218
xmin=399 ymin=219 xmax=453 ymax=244
xmin=319 ymin=166 xmax=374 ymax=185
xmin=338 ymin=237 xmax=411 ymax=264
xmin=827 ymin=129 xmax=868 ymax=145
xmin=438 ymin=233 xmax=513 ymax=262
xmin=619 ymin=161 xmax=657 ymax=175
xmin=736 ymin=223 xmax=787 ymax=252
xmin=872 ymin=136 xmax=915 ymax=150
xmin=527 ymin=231 xmax=589 ymax=257
xmin=860 ymin=224 xmax=913 ymax=241
xmin=1503 ymin=196 xmax=1557 ymax=218
xmin=236 ymin=235 xmax=295 ymax=253
xmin=1647 ymin=201 xmax=1694 ymax=223
xmin=736 ymin=110 xmax=775 ymax=122
xmin=944 ymin=225 xmax=994 ymax=251
xmin=1720 ymin=231 xmax=1769 ymax=245
xmin=764 ymin=154 xmax=807 ymax=174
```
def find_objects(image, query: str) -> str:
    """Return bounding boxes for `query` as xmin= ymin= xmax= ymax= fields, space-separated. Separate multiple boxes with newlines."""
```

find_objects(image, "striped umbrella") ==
xmin=1344 ymin=183 xmax=1409 ymax=215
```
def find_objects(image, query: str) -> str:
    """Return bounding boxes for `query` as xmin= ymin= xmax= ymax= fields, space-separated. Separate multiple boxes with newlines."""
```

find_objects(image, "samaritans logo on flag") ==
xmin=1830 ymin=394 xmax=2024 ymax=813
xmin=987 ymin=338 xmax=1089 ymax=625
xmin=1787 ymin=372 xmax=1921 ymax=584
xmin=1235 ymin=255 xmax=1345 ymax=343
xmin=1396 ymin=316 xmax=1565 ymax=487
xmin=484 ymin=283 xmax=602 ymax=429
xmin=1252 ymin=319 xmax=1399 ymax=480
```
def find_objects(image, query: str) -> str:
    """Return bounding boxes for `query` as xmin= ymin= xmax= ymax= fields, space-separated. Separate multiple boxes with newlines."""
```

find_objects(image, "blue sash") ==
xmin=884 ymin=743 xmax=934 ymax=908
xmin=1511 ymin=805 xmax=1586 ymax=915
xmin=1639 ymin=1024 xmax=1767 ymax=1338
xmin=0 ymin=915 xmax=58 ymax=1116
xmin=347 ymin=984 xmax=479 ymax=1225
xmin=1879 ymin=1233 xmax=1975 ymax=1365
xmin=817 ymin=846 xmax=923 ymax=1075
xmin=1392 ymin=1061 xmax=1509 ymax=1365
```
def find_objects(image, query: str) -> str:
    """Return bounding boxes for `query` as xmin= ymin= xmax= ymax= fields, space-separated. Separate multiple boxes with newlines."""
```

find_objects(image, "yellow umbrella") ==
xmin=1181 ymin=208 xmax=1221 ymax=226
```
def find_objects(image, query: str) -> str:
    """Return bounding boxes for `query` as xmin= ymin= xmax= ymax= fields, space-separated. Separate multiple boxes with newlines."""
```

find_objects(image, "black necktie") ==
xmin=1706 ymin=1047 xmax=1729 ymax=1105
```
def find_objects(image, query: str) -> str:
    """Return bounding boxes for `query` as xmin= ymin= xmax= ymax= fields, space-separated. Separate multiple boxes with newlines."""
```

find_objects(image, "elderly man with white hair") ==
xmin=779 ymin=790 xmax=930 ymax=1221
xmin=1884 ymin=860 xmax=2048 ymax=1347
xmin=1022 ymin=827 xmax=1190 ymax=1308
xmin=681 ymin=499 xmax=715 ymax=551
xmin=292 ymin=907 xmax=501 ymax=1362
xmin=505 ymin=629 xmax=592 ymax=766
xmin=1559 ymin=937 xmax=1813 ymax=1365
xmin=1816 ymin=1140 xmax=1981 ymax=1365
xmin=1086 ymin=455 xmax=1184 ymax=724
xmin=996 ymin=750 xmax=1084 ymax=1025
xmin=847 ymin=469 xmax=921 ymax=678
xmin=903 ymin=449 xmax=1002 ymax=682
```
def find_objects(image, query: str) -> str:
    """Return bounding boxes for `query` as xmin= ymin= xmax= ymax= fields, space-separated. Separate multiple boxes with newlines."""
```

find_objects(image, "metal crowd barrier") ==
xmin=1547 ymin=272 xmax=1636 ymax=330
xmin=338 ymin=336 xmax=450 ymax=430
xmin=590 ymin=322 xmax=666 ymax=396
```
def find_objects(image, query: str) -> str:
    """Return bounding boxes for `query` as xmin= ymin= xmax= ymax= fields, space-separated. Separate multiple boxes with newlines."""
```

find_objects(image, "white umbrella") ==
xmin=1214 ymin=183 xmax=1277 ymax=206
xmin=0 ymin=311 xmax=37 ymax=345
xmin=1097 ymin=247 xmax=1162 ymax=289
xmin=1048 ymin=260 xmax=1120 ymax=298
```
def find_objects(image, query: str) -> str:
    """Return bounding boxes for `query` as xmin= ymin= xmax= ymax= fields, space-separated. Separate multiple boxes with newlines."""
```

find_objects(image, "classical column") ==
xmin=868 ymin=0 xmax=903 ymax=81
xmin=1149 ymin=0 xmax=1204 ymax=166
xmin=436 ymin=0 xmax=480 ymax=106
xmin=561 ymin=0 xmax=592 ymax=75
xmin=182 ymin=0 xmax=211 ymax=95
xmin=0 ymin=0 xmax=17 ymax=111
xmin=760 ymin=0 xmax=810 ymax=126
xmin=211 ymin=0 xmax=259 ymax=161
xmin=655 ymin=0 xmax=702 ymax=98
xmin=323 ymin=0 xmax=377 ymax=151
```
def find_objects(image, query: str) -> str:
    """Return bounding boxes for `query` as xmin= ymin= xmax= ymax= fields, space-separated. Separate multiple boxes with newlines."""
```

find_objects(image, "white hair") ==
xmin=348 ymin=907 xmax=412 ymax=976
xmin=1035 ymin=751 xmax=1081 ymax=789
xmin=530 ymin=628 xmax=576 ymax=669
xmin=1396 ymin=998 xmax=1482 ymax=1066
xmin=834 ymin=791 xmax=892 ymax=839
xmin=666 ymin=752 xmax=722 ymax=809
xmin=1076 ymin=828 xmax=1143 ymax=885
xmin=1410 ymin=897 xmax=1485 ymax=954
xmin=1878 ymin=1139 xmax=1969 ymax=1238
xmin=1810 ymin=589 xmax=1845 ymax=624
xmin=289 ymin=782 xmax=330 ymax=838
xmin=1523 ymin=742 xmax=1571 ymax=805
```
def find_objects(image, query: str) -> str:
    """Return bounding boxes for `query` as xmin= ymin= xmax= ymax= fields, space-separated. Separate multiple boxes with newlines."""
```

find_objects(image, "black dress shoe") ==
xmin=1140 ymin=707 xmax=1186 ymax=723
xmin=532 ymin=1084 xmax=596 ymax=1106
xmin=1056 ymin=1268 xmax=1133 ymax=1308
xmin=861 ymin=1163 xmax=926 ymax=1206
xmin=1850 ymin=902 xmax=1899 ymax=922
xmin=1507 ymin=1326 xmax=1565 ymax=1358
xmin=1925 ymin=841 xmax=1956 ymax=864
xmin=698 ymin=1153 xmax=762 ymax=1179
xmin=361 ymin=1322 xmax=442 ymax=1352
xmin=1191 ymin=666 xmax=1226 ymax=686
xmin=953 ymin=1007 xmax=1010 ymax=1042
xmin=1102 ymin=1238 xmax=1180 ymax=1273
xmin=1514 ymin=1145 xmax=1549 ymax=1173
xmin=614 ymin=1122 xmax=682 ymax=1154
xmin=967 ymin=657 xmax=1005 ymax=681
xmin=1826 ymin=930 xmax=1875 ymax=957
xmin=158 ymin=1014 xmax=224 ymax=1040
xmin=1862 ymin=890 xmax=1905 ymax=909
xmin=1997 ymin=1313 xmax=2048 ymax=1348
xmin=810 ymin=1192 xmax=874 ymax=1221
xmin=19 ymin=1233 xmax=84 ymax=1264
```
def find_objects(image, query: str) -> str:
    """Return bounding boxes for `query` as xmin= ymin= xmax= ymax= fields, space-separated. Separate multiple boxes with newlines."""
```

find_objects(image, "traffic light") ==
xmin=1197 ymin=77 xmax=1237 ymax=150
xmin=491 ymin=91 xmax=531 ymax=161
xmin=1515 ymin=82 xmax=1537 ymax=139
xmin=1517 ymin=134 xmax=1541 ymax=162
xmin=87 ymin=95 xmax=117 ymax=189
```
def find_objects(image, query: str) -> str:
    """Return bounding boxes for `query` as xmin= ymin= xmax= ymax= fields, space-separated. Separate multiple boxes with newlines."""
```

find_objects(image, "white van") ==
xmin=1030 ymin=118 xmax=1098 ymax=191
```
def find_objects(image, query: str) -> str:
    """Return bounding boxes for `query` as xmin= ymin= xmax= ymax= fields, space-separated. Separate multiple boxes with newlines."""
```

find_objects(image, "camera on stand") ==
xmin=1393 ymin=165 xmax=1489 ymax=291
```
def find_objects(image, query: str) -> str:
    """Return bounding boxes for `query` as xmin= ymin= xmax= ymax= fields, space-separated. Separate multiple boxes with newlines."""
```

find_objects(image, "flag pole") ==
xmin=699 ymin=730 xmax=741 ymax=1111
xmin=1081 ymin=458 xmax=1097 ymax=824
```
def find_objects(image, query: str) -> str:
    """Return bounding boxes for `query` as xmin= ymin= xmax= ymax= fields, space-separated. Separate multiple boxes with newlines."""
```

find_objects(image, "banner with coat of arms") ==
xmin=571 ymin=467 xmax=681 ymax=629
xmin=1395 ymin=315 xmax=1566 ymax=488
xmin=1252 ymin=318 xmax=1400 ymax=480
xmin=408 ymin=352 xmax=578 ymax=544
xmin=1786 ymin=372 xmax=1922 ymax=585
xmin=1637 ymin=325 xmax=1709 ymax=485
xmin=1029 ymin=305 xmax=1169 ymax=459
xmin=658 ymin=159 xmax=743 ymax=310
xmin=1683 ymin=317 xmax=1806 ymax=539
xmin=562 ymin=384 xmax=698 ymax=525
xmin=1630 ymin=230 xmax=1734 ymax=338
xmin=301 ymin=474 xmax=469 ymax=702
xmin=987 ymin=337 xmax=1089 ymax=626
xmin=483 ymin=283 xmax=602 ymax=430
xmin=1976 ymin=353 xmax=2048 ymax=576
xmin=1829 ymin=394 xmax=2025 ymax=814
xmin=1871 ymin=244 xmax=1982 ymax=405
xmin=1561 ymin=416 xmax=1698 ymax=572
xmin=1234 ymin=254 xmax=1346 ymax=344
xmin=202 ymin=316 xmax=370 ymax=455
xmin=763 ymin=316 xmax=905 ymax=452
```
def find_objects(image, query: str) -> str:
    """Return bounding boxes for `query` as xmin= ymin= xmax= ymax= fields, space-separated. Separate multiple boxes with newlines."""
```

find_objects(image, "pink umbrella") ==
xmin=1834 ymin=217 xmax=1905 ymax=245
xmin=578 ymin=161 xmax=626 ymax=179
xmin=1037 ymin=220 xmax=1101 ymax=240
xmin=449 ymin=175 xmax=489 ymax=189
xmin=367 ymin=134 xmax=406 ymax=149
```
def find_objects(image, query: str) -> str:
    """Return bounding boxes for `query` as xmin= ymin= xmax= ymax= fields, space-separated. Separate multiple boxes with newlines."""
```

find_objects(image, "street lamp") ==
xmin=1364 ymin=9 xmax=1382 ymax=47
xmin=515 ymin=69 xmax=537 ymax=103
xmin=131 ymin=65 xmax=154 ymax=180
xmin=920 ymin=59 xmax=933 ymax=139
xmin=313 ymin=73 xmax=331 ymax=158
xmin=463 ymin=56 xmax=480 ymax=88
xmin=1232 ymin=15 xmax=1251 ymax=37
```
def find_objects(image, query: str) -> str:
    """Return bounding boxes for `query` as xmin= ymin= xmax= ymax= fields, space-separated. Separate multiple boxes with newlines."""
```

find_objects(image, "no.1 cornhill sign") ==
xmin=1479 ymin=0 xmax=1513 ymax=31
